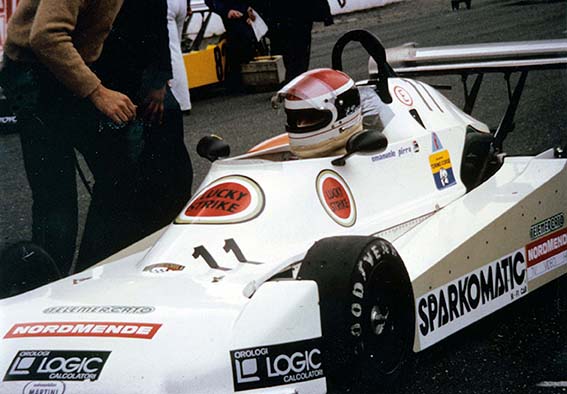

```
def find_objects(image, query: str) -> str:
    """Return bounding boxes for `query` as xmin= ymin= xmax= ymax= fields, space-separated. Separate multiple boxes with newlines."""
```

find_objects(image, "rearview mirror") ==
xmin=332 ymin=131 xmax=388 ymax=166
xmin=197 ymin=135 xmax=230 ymax=162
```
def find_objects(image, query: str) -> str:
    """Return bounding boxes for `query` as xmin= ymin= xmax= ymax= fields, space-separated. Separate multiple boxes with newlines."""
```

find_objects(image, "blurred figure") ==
xmin=168 ymin=0 xmax=192 ymax=112
xmin=205 ymin=0 xmax=258 ymax=91
xmin=259 ymin=0 xmax=333 ymax=82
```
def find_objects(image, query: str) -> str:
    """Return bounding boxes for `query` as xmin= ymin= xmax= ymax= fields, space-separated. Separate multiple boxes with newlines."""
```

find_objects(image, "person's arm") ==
xmin=29 ymin=0 xmax=136 ymax=122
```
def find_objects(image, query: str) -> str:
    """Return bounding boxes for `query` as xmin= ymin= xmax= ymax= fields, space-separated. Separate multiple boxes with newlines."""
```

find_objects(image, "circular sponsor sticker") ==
xmin=176 ymin=176 xmax=265 ymax=224
xmin=316 ymin=170 xmax=356 ymax=227
xmin=394 ymin=85 xmax=413 ymax=106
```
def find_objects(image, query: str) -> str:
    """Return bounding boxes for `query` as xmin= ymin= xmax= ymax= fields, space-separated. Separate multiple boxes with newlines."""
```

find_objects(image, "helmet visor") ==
xmin=285 ymin=108 xmax=334 ymax=133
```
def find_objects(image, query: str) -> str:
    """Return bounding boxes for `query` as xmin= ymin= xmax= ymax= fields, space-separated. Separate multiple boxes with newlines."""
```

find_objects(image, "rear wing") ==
xmin=369 ymin=39 xmax=567 ymax=151
xmin=371 ymin=39 xmax=567 ymax=77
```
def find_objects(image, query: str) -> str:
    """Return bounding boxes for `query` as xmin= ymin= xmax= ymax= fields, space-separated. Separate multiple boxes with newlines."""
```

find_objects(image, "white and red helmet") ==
xmin=274 ymin=68 xmax=362 ymax=158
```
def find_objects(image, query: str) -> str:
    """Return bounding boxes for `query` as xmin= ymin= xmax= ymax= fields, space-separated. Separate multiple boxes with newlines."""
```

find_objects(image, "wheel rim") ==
xmin=362 ymin=264 xmax=410 ymax=375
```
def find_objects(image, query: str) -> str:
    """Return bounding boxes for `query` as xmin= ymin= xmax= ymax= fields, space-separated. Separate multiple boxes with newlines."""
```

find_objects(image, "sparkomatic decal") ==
xmin=4 ymin=322 xmax=161 ymax=340
xmin=530 ymin=212 xmax=564 ymax=240
xmin=526 ymin=227 xmax=567 ymax=280
xmin=230 ymin=338 xmax=324 ymax=392
xmin=176 ymin=176 xmax=264 ymax=224
xmin=4 ymin=350 xmax=111 ymax=381
xmin=417 ymin=248 xmax=528 ymax=349
xmin=316 ymin=170 xmax=356 ymax=227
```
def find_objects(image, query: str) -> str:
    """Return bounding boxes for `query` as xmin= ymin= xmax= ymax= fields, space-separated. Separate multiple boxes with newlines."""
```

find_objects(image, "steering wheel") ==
xmin=331 ymin=29 xmax=395 ymax=104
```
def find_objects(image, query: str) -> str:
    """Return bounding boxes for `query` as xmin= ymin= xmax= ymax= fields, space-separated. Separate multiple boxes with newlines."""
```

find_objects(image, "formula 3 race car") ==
xmin=0 ymin=30 xmax=566 ymax=394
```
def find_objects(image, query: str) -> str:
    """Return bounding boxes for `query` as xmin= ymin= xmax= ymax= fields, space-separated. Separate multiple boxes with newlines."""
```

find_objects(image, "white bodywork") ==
xmin=0 ymin=72 xmax=565 ymax=394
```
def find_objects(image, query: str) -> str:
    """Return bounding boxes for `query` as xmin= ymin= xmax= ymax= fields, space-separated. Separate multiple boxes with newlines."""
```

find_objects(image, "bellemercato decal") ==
xmin=316 ymin=170 xmax=356 ymax=227
xmin=230 ymin=338 xmax=324 ymax=392
xmin=4 ymin=350 xmax=111 ymax=381
xmin=4 ymin=322 xmax=161 ymax=340
xmin=176 ymin=176 xmax=265 ymax=224
xmin=417 ymin=248 xmax=528 ymax=349
xmin=526 ymin=227 xmax=567 ymax=280
xmin=43 ymin=305 xmax=155 ymax=314
xmin=530 ymin=212 xmax=564 ymax=240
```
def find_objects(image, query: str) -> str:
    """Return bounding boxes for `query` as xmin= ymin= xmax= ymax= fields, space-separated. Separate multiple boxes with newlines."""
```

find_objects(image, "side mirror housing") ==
xmin=197 ymin=135 xmax=230 ymax=162
xmin=332 ymin=131 xmax=388 ymax=166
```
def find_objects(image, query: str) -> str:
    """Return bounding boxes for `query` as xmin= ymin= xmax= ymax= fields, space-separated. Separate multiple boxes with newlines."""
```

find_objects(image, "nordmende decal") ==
xmin=417 ymin=248 xmax=527 ymax=349
xmin=4 ymin=322 xmax=161 ymax=339
xmin=43 ymin=305 xmax=155 ymax=314
xmin=4 ymin=350 xmax=110 ymax=381
xmin=526 ymin=226 xmax=567 ymax=280
xmin=176 ymin=175 xmax=265 ymax=224
xmin=230 ymin=337 xmax=323 ymax=392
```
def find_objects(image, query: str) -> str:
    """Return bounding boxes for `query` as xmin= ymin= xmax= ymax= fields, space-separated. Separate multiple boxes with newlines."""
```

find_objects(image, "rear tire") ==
xmin=465 ymin=0 xmax=472 ymax=9
xmin=0 ymin=242 xmax=61 ymax=299
xmin=298 ymin=236 xmax=414 ymax=391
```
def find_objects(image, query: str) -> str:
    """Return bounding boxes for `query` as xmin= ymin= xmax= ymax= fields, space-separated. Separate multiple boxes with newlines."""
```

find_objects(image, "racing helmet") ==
xmin=273 ymin=68 xmax=362 ymax=158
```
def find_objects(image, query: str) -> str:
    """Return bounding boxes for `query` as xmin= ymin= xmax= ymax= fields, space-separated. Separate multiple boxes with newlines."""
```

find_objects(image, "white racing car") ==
xmin=0 ymin=30 xmax=566 ymax=394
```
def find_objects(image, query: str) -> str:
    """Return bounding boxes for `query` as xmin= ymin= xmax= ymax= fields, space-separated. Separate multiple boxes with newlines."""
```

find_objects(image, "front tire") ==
xmin=298 ymin=236 xmax=414 ymax=390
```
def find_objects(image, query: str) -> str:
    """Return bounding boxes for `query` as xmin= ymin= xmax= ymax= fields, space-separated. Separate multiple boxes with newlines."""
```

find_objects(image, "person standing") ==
xmin=0 ymin=0 xmax=137 ymax=275
xmin=167 ymin=0 xmax=192 ymax=112
xmin=205 ymin=0 xmax=258 ymax=91
xmin=260 ymin=0 xmax=333 ymax=82
xmin=79 ymin=0 xmax=193 ymax=271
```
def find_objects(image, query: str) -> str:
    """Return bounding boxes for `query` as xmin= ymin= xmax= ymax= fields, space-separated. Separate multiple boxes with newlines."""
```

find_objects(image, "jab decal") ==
xmin=526 ymin=226 xmax=567 ymax=280
xmin=5 ymin=322 xmax=161 ymax=339
xmin=4 ymin=350 xmax=110 ymax=381
xmin=230 ymin=338 xmax=324 ymax=392
xmin=429 ymin=132 xmax=456 ymax=190
xmin=417 ymin=248 xmax=527 ymax=349
xmin=316 ymin=170 xmax=356 ymax=227
xmin=176 ymin=176 xmax=264 ymax=224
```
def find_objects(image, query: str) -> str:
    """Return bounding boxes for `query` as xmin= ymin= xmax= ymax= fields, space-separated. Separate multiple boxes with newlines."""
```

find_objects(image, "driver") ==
xmin=273 ymin=68 xmax=391 ymax=158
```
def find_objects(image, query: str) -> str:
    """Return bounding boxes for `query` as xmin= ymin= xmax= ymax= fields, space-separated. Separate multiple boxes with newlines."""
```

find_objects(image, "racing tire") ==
xmin=465 ymin=0 xmax=472 ymax=9
xmin=298 ymin=236 xmax=414 ymax=391
xmin=0 ymin=241 xmax=61 ymax=299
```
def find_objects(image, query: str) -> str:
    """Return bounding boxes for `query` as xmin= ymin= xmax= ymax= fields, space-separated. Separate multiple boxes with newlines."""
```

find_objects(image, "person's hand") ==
xmin=247 ymin=7 xmax=256 ymax=21
xmin=88 ymin=84 xmax=136 ymax=124
xmin=227 ymin=9 xmax=243 ymax=19
xmin=141 ymin=86 xmax=166 ymax=126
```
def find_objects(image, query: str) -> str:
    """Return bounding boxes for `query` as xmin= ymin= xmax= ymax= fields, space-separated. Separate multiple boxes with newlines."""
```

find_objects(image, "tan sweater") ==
xmin=4 ymin=0 xmax=124 ymax=98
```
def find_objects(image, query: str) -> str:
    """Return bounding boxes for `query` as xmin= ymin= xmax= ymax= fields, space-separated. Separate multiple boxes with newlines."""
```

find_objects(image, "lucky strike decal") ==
xmin=393 ymin=85 xmax=413 ymax=106
xmin=526 ymin=227 xmax=567 ymax=280
xmin=4 ymin=350 xmax=111 ymax=381
xmin=4 ymin=322 xmax=161 ymax=340
xmin=417 ymin=248 xmax=527 ymax=349
xmin=176 ymin=176 xmax=264 ymax=224
xmin=230 ymin=338 xmax=324 ymax=392
xmin=316 ymin=170 xmax=356 ymax=227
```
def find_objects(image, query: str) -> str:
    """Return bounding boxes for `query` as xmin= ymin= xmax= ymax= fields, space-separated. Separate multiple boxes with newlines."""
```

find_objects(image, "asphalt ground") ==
xmin=0 ymin=0 xmax=566 ymax=392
